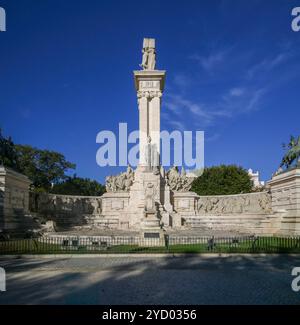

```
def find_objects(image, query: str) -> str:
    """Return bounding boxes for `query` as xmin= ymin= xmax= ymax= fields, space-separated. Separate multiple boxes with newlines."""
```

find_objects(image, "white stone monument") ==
xmin=98 ymin=38 xmax=196 ymax=236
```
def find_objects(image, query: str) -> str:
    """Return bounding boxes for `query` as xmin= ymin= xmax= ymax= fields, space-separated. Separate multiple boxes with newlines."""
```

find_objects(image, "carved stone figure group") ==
xmin=166 ymin=166 xmax=195 ymax=192
xmin=105 ymin=166 xmax=134 ymax=192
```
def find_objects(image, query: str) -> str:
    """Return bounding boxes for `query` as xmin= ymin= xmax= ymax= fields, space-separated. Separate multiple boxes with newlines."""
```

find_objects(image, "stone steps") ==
xmin=84 ymin=214 xmax=119 ymax=228
xmin=183 ymin=215 xmax=271 ymax=234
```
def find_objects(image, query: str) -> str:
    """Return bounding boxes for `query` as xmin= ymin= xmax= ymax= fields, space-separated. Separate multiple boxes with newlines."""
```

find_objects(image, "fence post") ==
xmin=164 ymin=234 xmax=169 ymax=253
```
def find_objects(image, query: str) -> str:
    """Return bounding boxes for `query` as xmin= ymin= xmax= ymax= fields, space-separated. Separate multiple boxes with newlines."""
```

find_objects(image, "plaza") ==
xmin=0 ymin=254 xmax=299 ymax=304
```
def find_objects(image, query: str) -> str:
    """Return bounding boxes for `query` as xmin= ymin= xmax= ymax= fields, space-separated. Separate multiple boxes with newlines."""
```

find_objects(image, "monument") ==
xmin=2 ymin=39 xmax=300 ymax=240
xmin=97 ymin=38 xmax=195 ymax=239
xmin=28 ymin=39 xmax=300 ymax=237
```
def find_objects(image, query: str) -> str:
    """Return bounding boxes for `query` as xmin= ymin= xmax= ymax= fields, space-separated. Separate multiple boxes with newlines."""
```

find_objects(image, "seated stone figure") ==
xmin=145 ymin=183 xmax=156 ymax=212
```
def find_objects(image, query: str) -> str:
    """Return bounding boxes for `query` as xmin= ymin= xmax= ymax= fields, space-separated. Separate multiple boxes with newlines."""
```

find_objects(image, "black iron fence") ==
xmin=1 ymin=235 xmax=300 ymax=254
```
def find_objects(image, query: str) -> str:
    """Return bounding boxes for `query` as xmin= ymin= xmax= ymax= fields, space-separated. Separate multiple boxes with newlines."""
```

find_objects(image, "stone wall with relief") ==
xmin=173 ymin=191 xmax=275 ymax=234
xmin=196 ymin=191 xmax=272 ymax=215
xmin=28 ymin=167 xmax=300 ymax=236
xmin=31 ymin=192 xmax=103 ymax=230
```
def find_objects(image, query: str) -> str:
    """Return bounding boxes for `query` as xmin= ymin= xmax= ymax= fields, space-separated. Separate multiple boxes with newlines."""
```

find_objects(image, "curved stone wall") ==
xmin=171 ymin=191 xmax=275 ymax=234
xmin=196 ymin=191 xmax=272 ymax=215
xmin=30 ymin=193 xmax=102 ymax=230
xmin=30 ymin=191 xmax=273 ymax=233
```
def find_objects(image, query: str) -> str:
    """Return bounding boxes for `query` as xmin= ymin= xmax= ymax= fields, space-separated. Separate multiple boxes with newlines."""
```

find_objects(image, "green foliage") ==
xmin=0 ymin=130 xmax=105 ymax=194
xmin=50 ymin=175 xmax=106 ymax=196
xmin=15 ymin=145 xmax=76 ymax=191
xmin=191 ymin=165 xmax=253 ymax=195
xmin=281 ymin=135 xmax=300 ymax=168
xmin=0 ymin=129 xmax=19 ymax=170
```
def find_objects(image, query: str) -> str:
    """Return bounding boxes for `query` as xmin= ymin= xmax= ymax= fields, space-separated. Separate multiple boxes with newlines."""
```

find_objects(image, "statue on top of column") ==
xmin=140 ymin=38 xmax=156 ymax=71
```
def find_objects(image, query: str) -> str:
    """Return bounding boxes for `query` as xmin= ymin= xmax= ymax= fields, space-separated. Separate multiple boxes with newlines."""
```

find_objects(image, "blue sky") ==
xmin=1 ymin=0 xmax=300 ymax=183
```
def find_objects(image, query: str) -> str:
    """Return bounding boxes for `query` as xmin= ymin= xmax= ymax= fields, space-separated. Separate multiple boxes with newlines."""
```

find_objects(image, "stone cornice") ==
xmin=137 ymin=90 xmax=162 ymax=99
xmin=267 ymin=168 xmax=300 ymax=186
xmin=0 ymin=166 xmax=31 ymax=184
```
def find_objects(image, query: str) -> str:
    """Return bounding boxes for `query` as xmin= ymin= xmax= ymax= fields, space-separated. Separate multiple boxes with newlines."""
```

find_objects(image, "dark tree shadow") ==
xmin=0 ymin=254 xmax=300 ymax=305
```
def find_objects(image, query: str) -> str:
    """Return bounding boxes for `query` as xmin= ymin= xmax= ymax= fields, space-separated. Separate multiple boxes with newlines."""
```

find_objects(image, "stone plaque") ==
xmin=144 ymin=232 xmax=160 ymax=239
xmin=140 ymin=80 xmax=159 ymax=90
xmin=111 ymin=200 xmax=124 ymax=210
xmin=178 ymin=199 xmax=190 ymax=209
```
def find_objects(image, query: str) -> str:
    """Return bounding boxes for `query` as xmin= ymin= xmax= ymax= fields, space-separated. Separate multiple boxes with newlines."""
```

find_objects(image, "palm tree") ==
xmin=281 ymin=135 xmax=300 ymax=168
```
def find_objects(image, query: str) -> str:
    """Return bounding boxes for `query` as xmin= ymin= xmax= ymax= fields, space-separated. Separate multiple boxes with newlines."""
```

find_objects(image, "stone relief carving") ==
xmin=10 ymin=189 xmax=26 ymax=209
xmin=35 ymin=193 xmax=102 ymax=216
xmin=166 ymin=166 xmax=195 ymax=192
xmin=105 ymin=166 xmax=134 ymax=192
xmin=90 ymin=198 xmax=102 ymax=214
xmin=137 ymin=90 xmax=162 ymax=99
xmin=196 ymin=192 xmax=272 ymax=215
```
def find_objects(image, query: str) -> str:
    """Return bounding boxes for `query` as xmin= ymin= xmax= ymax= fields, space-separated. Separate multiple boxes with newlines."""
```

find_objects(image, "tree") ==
xmin=0 ymin=130 xmax=105 ymax=194
xmin=50 ymin=175 xmax=106 ymax=196
xmin=15 ymin=145 xmax=76 ymax=191
xmin=280 ymin=135 xmax=300 ymax=168
xmin=191 ymin=165 xmax=253 ymax=196
xmin=0 ymin=129 xmax=19 ymax=170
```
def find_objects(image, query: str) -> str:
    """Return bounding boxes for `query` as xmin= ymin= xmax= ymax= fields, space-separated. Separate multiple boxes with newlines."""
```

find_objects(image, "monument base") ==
xmin=139 ymin=227 xmax=165 ymax=247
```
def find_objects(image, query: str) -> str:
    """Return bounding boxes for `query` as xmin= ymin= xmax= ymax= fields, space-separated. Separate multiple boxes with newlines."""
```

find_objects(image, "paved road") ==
xmin=0 ymin=255 xmax=300 ymax=304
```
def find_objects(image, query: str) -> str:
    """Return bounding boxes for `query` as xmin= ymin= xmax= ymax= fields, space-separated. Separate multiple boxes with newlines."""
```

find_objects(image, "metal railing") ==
xmin=0 ymin=235 xmax=300 ymax=254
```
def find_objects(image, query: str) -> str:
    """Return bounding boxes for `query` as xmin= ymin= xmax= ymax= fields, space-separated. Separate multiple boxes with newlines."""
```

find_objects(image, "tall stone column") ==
xmin=137 ymin=93 xmax=149 ymax=167
xmin=134 ymin=70 xmax=166 ymax=169
xmin=149 ymin=92 xmax=162 ymax=167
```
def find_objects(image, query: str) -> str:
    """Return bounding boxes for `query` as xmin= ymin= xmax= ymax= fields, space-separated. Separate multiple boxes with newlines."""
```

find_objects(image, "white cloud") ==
xmin=163 ymin=46 xmax=295 ymax=130
xmin=221 ymin=86 xmax=267 ymax=115
xmin=206 ymin=133 xmax=220 ymax=142
xmin=189 ymin=49 xmax=229 ymax=72
xmin=164 ymin=84 xmax=267 ymax=130
xmin=244 ymin=88 xmax=266 ymax=112
xmin=165 ymin=94 xmax=212 ymax=125
xmin=229 ymin=87 xmax=244 ymax=97
xmin=168 ymin=120 xmax=186 ymax=131
xmin=173 ymin=74 xmax=191 ymax=89
xmin=246 ymin=52 xmax=292 ymax=79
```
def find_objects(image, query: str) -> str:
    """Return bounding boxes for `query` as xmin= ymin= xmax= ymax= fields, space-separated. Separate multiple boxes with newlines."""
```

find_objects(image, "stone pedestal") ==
xmin=140 ymin=212 xmax=165 ymax=247
xmin=173 ymin=191 xmax=198 ymax=216
xmin=97 ymin=192 xmax=130 ymax=229
xmin=0 ymin=166 xmax=36 ymax=234
xmin=267 ymin=168 xmax=300 ymax=235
